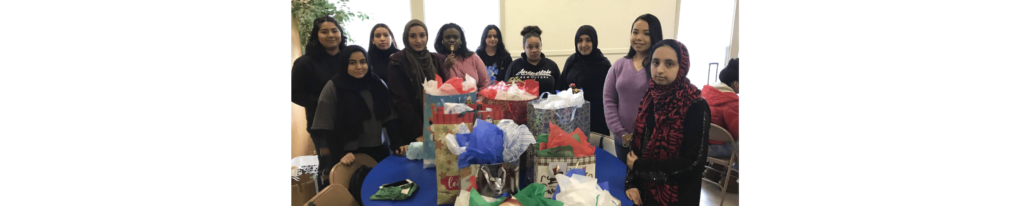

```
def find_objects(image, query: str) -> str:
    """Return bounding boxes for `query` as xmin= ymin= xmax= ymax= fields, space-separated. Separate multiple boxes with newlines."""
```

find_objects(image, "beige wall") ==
xmin=292 ymin=9 xmax=315 ymax=158
xmin=500 ymin=0 xmax=680 ymax=72
xmin=729 ymin=0 xmax=739 ymax=59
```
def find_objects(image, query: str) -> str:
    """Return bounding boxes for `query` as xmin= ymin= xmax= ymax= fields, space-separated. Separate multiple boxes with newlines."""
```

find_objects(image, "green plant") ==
xmin=292 ymin=0 xmax=370 ymax=54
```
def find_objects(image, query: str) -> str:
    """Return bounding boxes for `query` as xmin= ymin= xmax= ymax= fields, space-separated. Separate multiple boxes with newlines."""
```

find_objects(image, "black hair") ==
xmin=520 ymin=25 xmax=542 ymax=46
xmin=625 ymin=14 xmax=663 ymax=59
xmin=477 ymin=25 xmax=507 ymax=55
xmin=306 ymin=15 xmax=348 ymax=56
xmin=719 ymin=58 xmax=739 ymax=84
xmin=434 ymin=23 xmax=473 ymax=58
xmin=368 ymin=23 xmax=399 ymax=51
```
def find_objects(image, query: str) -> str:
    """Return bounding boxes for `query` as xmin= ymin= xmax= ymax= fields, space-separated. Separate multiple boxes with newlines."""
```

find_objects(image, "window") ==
xmin=341 ymin=0 xmax=412 ymax=50
xmin=677 ymin=0 xmax=736 ymax=88
xmin=424 ymin=0 xmax=501 ymax=53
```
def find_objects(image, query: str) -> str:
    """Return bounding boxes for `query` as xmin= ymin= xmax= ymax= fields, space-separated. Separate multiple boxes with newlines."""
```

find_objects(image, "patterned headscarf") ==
xmin=630 ymin=39 xmax=702 ymax=205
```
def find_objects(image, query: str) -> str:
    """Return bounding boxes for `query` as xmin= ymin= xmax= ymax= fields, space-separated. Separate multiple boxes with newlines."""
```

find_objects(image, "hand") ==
xmin=340 ymin=153 xmax=356 ymax=166
xmin=625 ymin=188 xmax=641 ymax=205
xmin=444 ymin=53 xmax=456 ymax=68
xmin=416 ymin=136 xmax=425 ymax=142
xmin=627 ymin=151 xmax=638 ymax=170
xmin=394 ymin=145 xmax=409 ymax=156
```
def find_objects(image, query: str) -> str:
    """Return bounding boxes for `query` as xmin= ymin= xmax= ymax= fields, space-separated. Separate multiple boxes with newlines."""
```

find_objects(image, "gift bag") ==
xmin=458 ymin=162 xmax=519 ymax=198
xmin=431 ymin=122 xmax=474 ymax=204
xmin=527 ymin=94 xmax=591 ymax=137
xmin=526 ymin=145 xmax=596 ymax=199
xmin=480 ymin=98 xmax=533 ymax=125
xmin=423 ymin=92 xmax=478 ymax=169
xmin=474 ymin=104 xmax=506 ymax=125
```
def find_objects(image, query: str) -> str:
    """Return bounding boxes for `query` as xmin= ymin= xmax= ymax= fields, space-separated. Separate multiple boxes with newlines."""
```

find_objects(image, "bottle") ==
xmin=570 ymin=83 xmax=581 ymax=94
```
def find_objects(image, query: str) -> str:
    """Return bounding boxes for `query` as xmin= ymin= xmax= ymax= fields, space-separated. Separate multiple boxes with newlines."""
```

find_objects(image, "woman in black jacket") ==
xmin=624 ymin=39 xmax=710 ymax=206
xmin=475 ymin=25 xmax=512 ymax=82
xmin=368 ymin=23 xmax=400 ymax=83
xmin=310 ymin=45 xmax=399 ymax=164
xmin=292 ymin=16 xmax=348 ymax=132
xmin=386 ymin=19 xmax=442 ymax=155
xmin=557 ymin=25 xmax=612 ymax=135
xmin=503 ymin=26 xmax=561 ymax=93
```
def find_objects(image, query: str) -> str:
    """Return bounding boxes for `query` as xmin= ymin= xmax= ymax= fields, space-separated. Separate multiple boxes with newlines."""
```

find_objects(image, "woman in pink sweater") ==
xmin=433 ymin=23 xmax=490 ymax=89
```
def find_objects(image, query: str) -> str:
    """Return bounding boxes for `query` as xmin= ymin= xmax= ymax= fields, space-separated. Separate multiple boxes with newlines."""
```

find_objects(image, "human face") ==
xmin=630 ymin=20 xmax=651 ymax=55
xmin=650 ymin=45 xmax=679 ymax=86
xmin=373 ymin=27 xmax=393 ymax=50
xmin=577 ymin=34 xmax=592 ymax=56
xmin=318 ymin=22 xmax=342 ymax=50
xmin=407 ymin=25 xmax=428 ymax=51
xmin=523 ymin=37 xmax=541 ymax=62
xmin=347 ymin=51 xmax=369 ymax=78
xmin=485 ymin=29 xmax=499 ymax=47
xmin=442 ymin=28 xmax=462 ymax=52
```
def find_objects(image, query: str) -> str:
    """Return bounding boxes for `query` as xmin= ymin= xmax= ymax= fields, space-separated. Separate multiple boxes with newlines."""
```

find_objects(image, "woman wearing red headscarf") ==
xmin=624 ymin=39 xmax=710 ymax=206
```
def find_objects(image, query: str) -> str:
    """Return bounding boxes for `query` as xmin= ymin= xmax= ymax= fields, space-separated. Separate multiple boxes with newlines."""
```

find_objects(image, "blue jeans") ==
xmin=709 ymin=141 xmax=737 ymax=170
xmin=708 ymin=141 xmax=736 ymax=158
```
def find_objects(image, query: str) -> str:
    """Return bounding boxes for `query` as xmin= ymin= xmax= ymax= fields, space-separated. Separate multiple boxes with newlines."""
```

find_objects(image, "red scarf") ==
xmin=631 ymin=40 xmax=701 ymax=205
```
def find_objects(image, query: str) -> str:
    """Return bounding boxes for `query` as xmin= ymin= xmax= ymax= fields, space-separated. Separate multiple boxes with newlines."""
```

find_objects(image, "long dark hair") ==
xmin=306 ymin=15 xmax=348 ymax=56
xmin=368 ymin=23 xmax=399 ymax=51
xmin=624 ymin=14 xmax=663 ymax=59
xmin=434 ymin=23 xmax=473 ymax=58
xmin=477 ymin=25 xmax=507 ymax=55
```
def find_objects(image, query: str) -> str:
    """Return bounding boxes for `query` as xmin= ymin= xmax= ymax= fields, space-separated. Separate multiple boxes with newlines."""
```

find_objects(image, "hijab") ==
xmin=630 ymin=39 xmax=701 ymax=205
xmin=401 ymin=19 xmax=438 ymax=86
xmin=334 ymin=45 xmax=391 ymax=122
xmin=565 ymin=25 xmax=609 ymax=71
xmin=367 ymin=24 xmax=400 ymax=79
xmin=632 ymin=39 xmax=701 ymax=160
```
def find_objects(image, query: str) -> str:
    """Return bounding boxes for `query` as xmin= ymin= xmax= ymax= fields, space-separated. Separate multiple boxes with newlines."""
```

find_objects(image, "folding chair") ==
xmin=702 ymin=124 xmax=737 ymax=206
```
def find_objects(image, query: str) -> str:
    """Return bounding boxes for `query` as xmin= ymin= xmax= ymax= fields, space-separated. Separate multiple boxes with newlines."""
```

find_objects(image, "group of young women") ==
xmin=292 ymin=13 xmax=713 ymax=205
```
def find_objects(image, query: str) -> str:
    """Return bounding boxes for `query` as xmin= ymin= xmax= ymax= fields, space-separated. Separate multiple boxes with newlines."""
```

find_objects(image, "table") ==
xmin=362 ymin=147 xmax=631 ymax=206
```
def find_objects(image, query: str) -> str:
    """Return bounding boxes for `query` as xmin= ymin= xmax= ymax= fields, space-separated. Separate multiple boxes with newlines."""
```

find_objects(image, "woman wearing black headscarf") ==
xmin=557 ymin=25 xmax=612 ymax=135
xmin=475 ymin=25 xmax=513 ymax=82
xmin=386 ymin=19 xmax=442 ymax=155
xmin=624 ymin=39 xmax=710 ymax=206
xmin=310 ymin=45 xmax=399 ymax=164
xmin=368 ymin=23 xmax=401 ymax=82
xmin=292 ymin=16 xmax=348 ymax=132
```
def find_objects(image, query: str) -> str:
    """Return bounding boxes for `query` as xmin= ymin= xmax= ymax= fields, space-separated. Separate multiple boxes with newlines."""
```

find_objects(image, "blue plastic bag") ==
xmin=457 ymin=119 xmax=506 ymax=169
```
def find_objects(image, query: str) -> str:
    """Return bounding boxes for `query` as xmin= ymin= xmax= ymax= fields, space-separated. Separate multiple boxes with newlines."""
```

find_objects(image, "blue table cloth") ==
xmin=362 ymin=147 xmax=630 ymax=206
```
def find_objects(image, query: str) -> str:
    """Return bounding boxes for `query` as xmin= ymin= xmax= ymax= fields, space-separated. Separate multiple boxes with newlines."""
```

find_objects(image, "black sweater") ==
xmin=504 ymin=53 xmax=561 ymax=94
xmin=291 ymin=51 xmax=344 ymax=130
xmin=476 ymin=49 xmax=513 ymax=81
xmin=558 ymin=52 xmax=613 ymax=134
